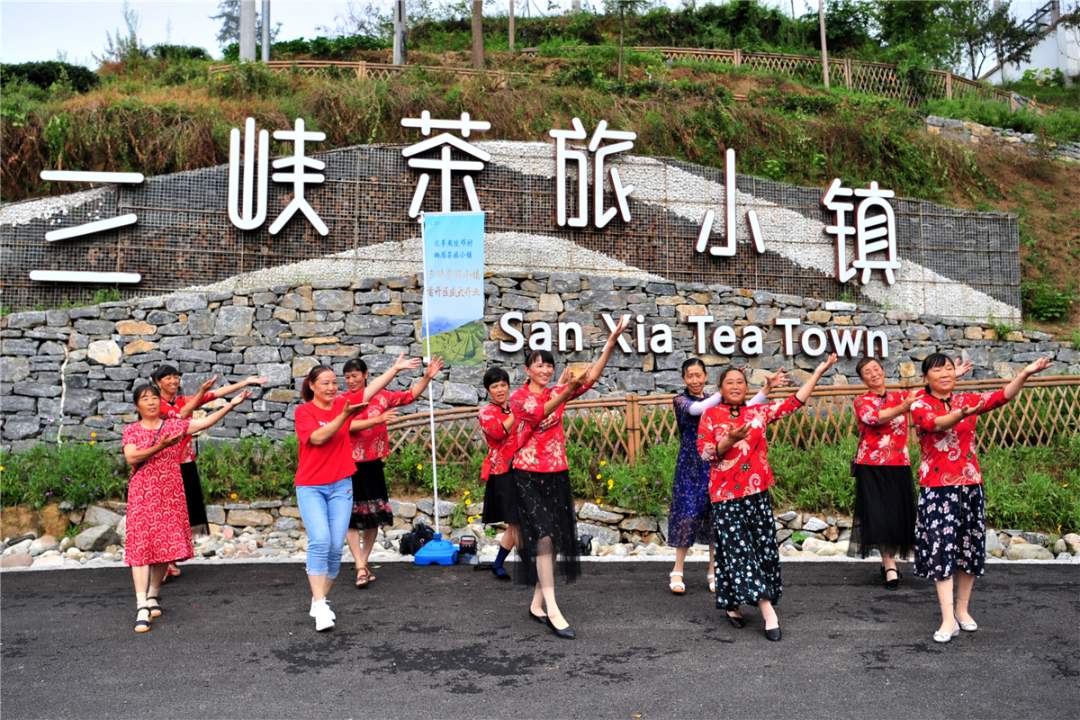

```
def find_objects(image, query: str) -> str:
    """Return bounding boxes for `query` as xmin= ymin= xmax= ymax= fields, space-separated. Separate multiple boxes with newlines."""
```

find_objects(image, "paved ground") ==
xmin=2 ymin=562 xmax=1078 ymax=720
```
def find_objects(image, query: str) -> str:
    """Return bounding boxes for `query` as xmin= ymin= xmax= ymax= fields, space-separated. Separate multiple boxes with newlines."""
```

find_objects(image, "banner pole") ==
xmin=420 ymin=214 xmax=441 ymax=537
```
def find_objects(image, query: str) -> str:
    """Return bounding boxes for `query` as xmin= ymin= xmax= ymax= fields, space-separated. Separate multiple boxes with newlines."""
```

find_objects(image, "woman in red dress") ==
xmin=910 ymin=353 xmax=1050 ymax=643
xmin=151 ymin=364 xmax=268 ymax=580
xmin=697 ymin=353 xmax=837 ymax=641
xmin=122 ymin=383 xmax=249 ymax=633
xmin=342 ymin=355 xmax=443 ymax=588
xmin=849 ymin=356 xmax=970 ymax=588
xmin=510 ymin=316 xmax=630 ymax=639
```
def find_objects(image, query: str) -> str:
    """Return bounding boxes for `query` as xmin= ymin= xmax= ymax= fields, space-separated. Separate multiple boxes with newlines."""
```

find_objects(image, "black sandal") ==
xmin=883 ymin=567 xmax=901 ymax=590
xmin=134 ymin=606 xmax=152 ymax=633
xmin=146 ymin=596 xmax=163 ymax=618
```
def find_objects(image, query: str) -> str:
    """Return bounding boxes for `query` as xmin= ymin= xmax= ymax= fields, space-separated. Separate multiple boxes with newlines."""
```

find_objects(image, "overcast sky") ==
xmin=1 ymin=0 xmax=1047 ymax=68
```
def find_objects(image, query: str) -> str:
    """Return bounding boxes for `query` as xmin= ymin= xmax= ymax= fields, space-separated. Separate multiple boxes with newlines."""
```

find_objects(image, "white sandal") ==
xmin=668 ymin=571 xmax=686 ymax=595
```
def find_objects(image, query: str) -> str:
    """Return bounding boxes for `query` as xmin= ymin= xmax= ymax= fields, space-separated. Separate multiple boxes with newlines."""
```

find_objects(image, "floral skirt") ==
xmin=667 ymin=450 xmax=712 ymax=548
xmin=513 ymin=469 xmax=580 ymax=586
xmin=914 ymin=484 xmax=986 ymax=581
xmin=349 ymin=459 xmax=393 ymax=530
xmin=711 ymin=491 xmax=781 ymax=610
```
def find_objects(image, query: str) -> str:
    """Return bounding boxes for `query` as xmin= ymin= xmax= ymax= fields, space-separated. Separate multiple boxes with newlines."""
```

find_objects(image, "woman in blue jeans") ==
xmin=293 ymin=363 xmax=403 ymax=631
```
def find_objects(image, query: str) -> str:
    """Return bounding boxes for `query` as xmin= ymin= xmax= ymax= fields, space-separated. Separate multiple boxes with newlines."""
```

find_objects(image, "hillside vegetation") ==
xmin=1 ymin=5 xmax=1077 ymax=330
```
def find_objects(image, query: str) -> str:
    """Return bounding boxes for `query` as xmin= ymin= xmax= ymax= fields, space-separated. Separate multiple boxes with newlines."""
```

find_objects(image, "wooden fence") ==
xmin=387 ymin=375 xmax=1080 ymax=465
xmin=208 ymin=59 xmax=521 ymax=83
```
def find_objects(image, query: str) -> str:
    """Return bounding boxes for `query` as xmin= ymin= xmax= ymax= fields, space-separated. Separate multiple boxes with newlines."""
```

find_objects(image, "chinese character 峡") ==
xmin=401 ymin=110 xmax=491 ymax=217
xmin=822 ymin=178 xmax=899 ymax=285
xmin=549 ymin=117 xmax=636 ymax=229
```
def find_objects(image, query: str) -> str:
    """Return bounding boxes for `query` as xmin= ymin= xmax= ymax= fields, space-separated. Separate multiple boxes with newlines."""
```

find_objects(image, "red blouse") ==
xmin=294 ymin=396 xmax=357 ymax=486
xmin=910 ymin=389 xmax=1008 ymax=487
xmin=697 ymin=395 xmax=805 ymax=502
xmin=510 ymin=380 xmax=593 ymax=473
xmin=478 ymin=403 xmax=519 ymax=481
xmin=349 ymin=389 xmax=414 ymax=463
xmin=853 ymin=390 xmax=914 ymax=466
xmin=159 ymin=391 xmax=217 ymax=464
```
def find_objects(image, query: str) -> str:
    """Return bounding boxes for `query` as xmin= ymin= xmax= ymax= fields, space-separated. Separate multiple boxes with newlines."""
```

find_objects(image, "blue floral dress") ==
xmin=667 ymin=391 xmax=713 ymax=548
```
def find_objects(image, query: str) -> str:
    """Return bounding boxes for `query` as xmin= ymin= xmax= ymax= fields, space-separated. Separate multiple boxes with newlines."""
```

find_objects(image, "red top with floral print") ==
xmin=910 ymin=389 xmax=1008 ymax=487
xmin=478 ymin=403 xmax=519 ymax=481
xmin=697 ymin=395 xmax=805 ymax=502
xmin=509 ymin=380 xmax=593 ymax=473
xmin=853 ymin=390 xmax=916 ymax=467
xmin=159 ymin=392 xmax=217 ymax=464
xmin=349 ymin=389 xmax=414 ymax=463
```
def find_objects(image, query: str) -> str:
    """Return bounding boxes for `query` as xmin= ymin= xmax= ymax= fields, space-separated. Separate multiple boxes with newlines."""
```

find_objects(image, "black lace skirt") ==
xmin=512 ymin=469 xmax=580 ymax=586
xmin=349 ymin=459 xmax=393 ymax=530
xmin=847 ymin=464 xmax=916 ymax=559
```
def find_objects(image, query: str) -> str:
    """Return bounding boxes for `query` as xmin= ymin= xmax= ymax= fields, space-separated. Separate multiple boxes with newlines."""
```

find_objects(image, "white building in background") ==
xmin=983 ymin=0 xmax=1080 ymax=84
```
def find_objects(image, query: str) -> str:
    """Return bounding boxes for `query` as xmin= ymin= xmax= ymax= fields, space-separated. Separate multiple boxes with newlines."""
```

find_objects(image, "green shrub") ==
xmin=1022 ymin=279 xmax=1076 ymax=321
xmin=924 ymin=95 xmax=1080 ymax=143
xmin=150 ymin=44 xmax=211 ymax=61
xmin=0 ymin=61 xmax=99 ymax=93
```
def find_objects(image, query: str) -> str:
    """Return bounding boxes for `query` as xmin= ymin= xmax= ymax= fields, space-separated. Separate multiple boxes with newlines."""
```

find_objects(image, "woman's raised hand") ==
xmin=394 ymin=353 xmax=421 ymax=372
xmin=244 ymin=375 xmax=269 ymax=387
xmin=954 ymin=358 xmax=974 ymax=378
xmin=229 ymin=390 xmax=252 ymax=407
xmin=342 ymin=400 xmax=368 ymax=418
xmin=606 ymin=315 xmax=631 ymax=345
xmin=1023 ymin=356 xmax=1052 ymax=377
xmin=764 ymin=368 xmax=790 ymax=391
xmin=425 ymin=356 xmax=445 ymax=379
xmin=817 ymin=353 xmax=839 ymax=373
xmin=198 ymin=374 xmax=219 ymax=394
xmin=380 ymin=409 xmax=401 ymax=425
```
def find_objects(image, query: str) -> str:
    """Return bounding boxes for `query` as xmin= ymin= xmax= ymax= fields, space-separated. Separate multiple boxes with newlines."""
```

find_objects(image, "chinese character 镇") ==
xmin=822 ymin=178 xmax=899 ymax=285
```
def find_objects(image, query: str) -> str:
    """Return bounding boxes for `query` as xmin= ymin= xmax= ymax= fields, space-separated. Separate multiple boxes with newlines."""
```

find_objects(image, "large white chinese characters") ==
xmin=695 ymin=148 xmax=765 ymax=257
xmin=401 ymin=111 xmax=491 ymax=218
xmin=226 ymin=117 xmax=329 ymax=236
xmin=822 ymin=178 xmax=899 ymax=285
xmin=549 ymin=117 xmax=636 ymax=229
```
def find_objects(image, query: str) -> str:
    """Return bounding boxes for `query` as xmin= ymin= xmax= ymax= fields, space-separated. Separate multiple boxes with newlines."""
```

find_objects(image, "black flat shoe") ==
xmin=883 ymin=567 xmax=901 ymax=590
xmin=545 ymin=616 xmax=576 ymax=639
xmin=528 ymin=610 xmax=547 ymax=625
xmin=726 ymin=613 xmax=746 ymax=628
xmin=764 ymin=626 xmax=782 ymax=642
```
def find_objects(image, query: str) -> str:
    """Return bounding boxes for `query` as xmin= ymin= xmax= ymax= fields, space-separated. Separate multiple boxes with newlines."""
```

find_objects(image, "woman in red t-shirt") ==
xmin=342 ymin=354 xmax=443 ymax=588
xmin=293 ymin=363 xmax=403 ymax=631
xmin=477 ymin=366 xmax=523 ymax=581
xmin=509 ymin=315 xmax=630 ymax=639
xmin=848 ymin=356 xmax=970 ymax=588
xmin=909 ymin=352 xmax=1050 ymax=644
xmin=697 ymin=353 xmax=837 ymax=641
xmin=122 ymin=383 xmax=248 ymax=633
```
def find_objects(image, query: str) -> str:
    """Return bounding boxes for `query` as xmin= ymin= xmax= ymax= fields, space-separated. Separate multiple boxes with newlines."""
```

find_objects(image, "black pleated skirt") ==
xmin=512 ymin=469 xmax=580 ymax=586
xmin=481 ymin=471 xmax=520 ymax=525
xmin=847 ymin=464 xmax=916 ymax=559
xmin=180 ymin=461 xmax=208 ymax=530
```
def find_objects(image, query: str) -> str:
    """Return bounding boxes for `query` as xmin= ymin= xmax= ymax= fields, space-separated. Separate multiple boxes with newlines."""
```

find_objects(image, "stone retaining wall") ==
xmin=926 ymin=114 xmax=1080 ymax=162
xmin=2 ymin=272 xmax=1076 ymax=450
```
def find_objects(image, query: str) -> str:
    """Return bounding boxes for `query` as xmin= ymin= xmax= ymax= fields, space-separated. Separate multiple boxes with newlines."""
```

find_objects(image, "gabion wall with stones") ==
xmin=1 ymin=142 xmax=1020 ymax=321
xmin=2 ymin=272 xmax=1073 ymax=450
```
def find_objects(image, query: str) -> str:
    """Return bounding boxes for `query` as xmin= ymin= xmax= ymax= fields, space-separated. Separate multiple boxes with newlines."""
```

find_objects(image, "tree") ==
xmin=97 ymin=0 xmax=147 ymax=64
xmin=210 ymin=0 xmax=281 ymax=50
xmin=944 ymin=0 xmax=1043 ymax=79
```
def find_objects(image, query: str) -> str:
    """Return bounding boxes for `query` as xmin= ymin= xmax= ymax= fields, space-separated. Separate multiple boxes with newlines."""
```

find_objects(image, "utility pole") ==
xmin=818 ymin=0 xmax=830 ymax=89
xmin=393 ymin=0 xmax=407 ymax=65
xmin=509 ymin=0 xmax=515 ymax=52
xmin=471 ymin=0 xmax=484 ymax=69
xmin=239 ymin=0 xmax=256 ymax=61
xmin=618 ymin=1 xmax=626 ymax=81
xmin=261 ymin=0 xmax=270 ymax=62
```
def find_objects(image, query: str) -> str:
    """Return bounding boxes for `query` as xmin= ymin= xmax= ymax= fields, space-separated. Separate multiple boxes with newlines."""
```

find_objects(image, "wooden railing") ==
xmin=387 ymin=375 xmax=1080 ymax=464
xmin=208 ymin=59 xmax=522 ymax=83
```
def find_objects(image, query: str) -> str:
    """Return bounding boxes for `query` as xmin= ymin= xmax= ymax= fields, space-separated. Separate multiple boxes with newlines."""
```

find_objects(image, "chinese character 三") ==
xmin=822 ymin=178 xmax=899 ymax=285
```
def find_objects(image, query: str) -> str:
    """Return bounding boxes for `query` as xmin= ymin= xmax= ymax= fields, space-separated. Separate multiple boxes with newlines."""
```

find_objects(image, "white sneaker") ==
xmin=311 ymin=599 xmax=335 ymax=631
xmin=309 ymin=598 xmax=336 ymax=620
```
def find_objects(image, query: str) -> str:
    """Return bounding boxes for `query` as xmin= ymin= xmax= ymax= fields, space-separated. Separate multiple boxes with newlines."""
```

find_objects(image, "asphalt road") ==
xmin=2 ymin=561 xmax=1078 ymax=720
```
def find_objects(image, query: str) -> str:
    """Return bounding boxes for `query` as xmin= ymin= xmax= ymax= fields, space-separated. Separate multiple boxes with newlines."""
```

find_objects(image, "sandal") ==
xmin=883 ymin=567 xmax=901 ymax=590
xmin=669 ymin=571 xmax=686 ymax=595
xmin=355 ymin=566 xmax=370 ymax=589
xmin=146 ymin=595 xmax=163 ymax=618
xmin=707 ymin=572 xmax=716 ymax=594
xmin=134 ymin=606 xmax=152 ymax=634
xmin=162 ymin=564 xmax=181 ymax=584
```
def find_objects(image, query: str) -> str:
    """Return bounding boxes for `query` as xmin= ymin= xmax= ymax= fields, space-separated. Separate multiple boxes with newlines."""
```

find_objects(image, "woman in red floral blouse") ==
xmin=477 ymin=366 xmax=522 ymax=581
xmin=697 ymin=353 xmax=837 ymax=641
xmin=849 ymin=356 xmax=970 ymax=588
xmin=509 ymin=315 xmax=630 ymax=639
xmin=342 ymin=354 xmax=442 ymax=588
xmin=122 ymin=383 xmax=249 ymax=633
xmin=910 ymin=352 xmax=1051 ymax=644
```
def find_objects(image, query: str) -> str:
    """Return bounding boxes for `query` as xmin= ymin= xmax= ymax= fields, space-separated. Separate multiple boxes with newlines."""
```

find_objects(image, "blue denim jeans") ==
xmin=295 ymin=477 xmax=353 ymax=578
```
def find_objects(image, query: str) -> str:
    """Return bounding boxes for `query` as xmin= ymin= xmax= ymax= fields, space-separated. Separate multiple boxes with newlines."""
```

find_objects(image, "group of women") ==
xmin=120 ymin=323 xmax=1052 ymax=643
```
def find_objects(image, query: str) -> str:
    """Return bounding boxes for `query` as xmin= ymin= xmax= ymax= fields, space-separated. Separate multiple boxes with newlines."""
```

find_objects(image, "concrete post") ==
xmin=393 ymin=0 xmax=407 ymax=66
xmin=239 ymin=0 xmax=256 ymax=62
xmin=261 ymin=0 xmax=270 ymax=62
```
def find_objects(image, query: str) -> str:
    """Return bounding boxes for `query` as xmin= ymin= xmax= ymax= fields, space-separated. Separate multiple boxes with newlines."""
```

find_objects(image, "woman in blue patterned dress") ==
xmin=666 ymin=359 xmax=787 ymax=595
